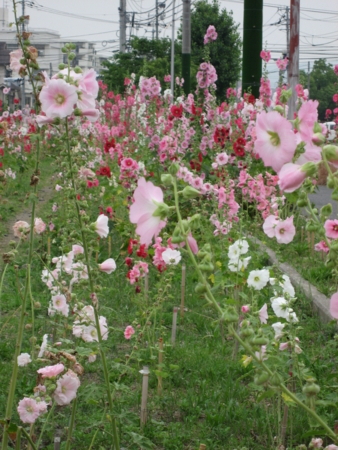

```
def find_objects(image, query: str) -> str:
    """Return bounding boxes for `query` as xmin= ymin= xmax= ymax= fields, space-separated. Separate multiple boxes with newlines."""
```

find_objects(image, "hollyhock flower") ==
xmin=162 ymin=248 xmax=182 ymax=265
xmin=38 ymin=334 xmax=48 ymax=358
xmin=275 ymin=216 xmax=295 ymax=244
xmin=53 ymin=371 xmax=80 ymax=406
xmin=314 ymin=240 xmax=330 ymax=253
xmin=215 ymin=152 xmax=229 ymax=166
xmin=37 ymin=363 xmax=65 ymax=378
xmin=98 ymin=258 xmax=117 ymax=274
xmin=88 ymin=354 xmax=97 ymax=363
xmin=263 ymin=215 xmax=279 ymax=238
xmin=34 ymin=217 xmax=46 ymax=234
xmin=276 ymin=58 xmax=288 ymax=70
xmin=228 ymin=256 xmax=251 ymax=273
xmin=51 ymin=294 xmax=69 ymax=317
xmin=258 ymin=303 xmax=268 ymax=324
xmin=324 ymin=219 xmax=338 ymax=239
xmin=10 ymin=48 xmax=26 ymax=74
xmin=228 ymin=239 xmax=249 ymax=260
xmin=72 ymin=244 xmax=84 ymax=255
xmin=3 ymin=87 xmax=10 ymax=95
xmin=297 ymin=100 xmax=318 ymax=141
xmin=278 ymin=163 xmax=307 ymax=193
xmin=124 ymin=325 xmax=135 ymax=339
xmin=17 ymin=353 xmax=32 ymax=366
xmin=254 ymin=111 xmax=296 ymax=172
xmin=279 ymin=274 xmax=295 ymax=298
xmin=17 ymin=398 xmax=40 ymax=424
xmin=129 ymin=177 xmax=167 ymax=246
xmin=325 ymin=445 xmax=338 ymax=450
xmin=247 ymin=269 xmax=270 ymax=290
xmin=272 ymin=322 xmax=285 ymax=339
xmin=13 ymin=220 xmax=30 ymax=239
xmin=271 ymin=297 xmax=289 ymax=319
xmin=79 ymin=68 xmax=99 ymax=98
xmin=241 ymin=305 xmax=250 ymax=313
xmin=310 ymin=438 xmax=323 ymax=449
xmin=39 ymin=79 xmax=78 ymax=119
xmin=260 ymin=50 xmax=271 ymax=63
xmin=94 ymin=214 xmax=109 ymax=238
xmin=279 ymin=342 xmax=289 ymax=351
xmin=330 ymin=292 xmax=338 ymax=319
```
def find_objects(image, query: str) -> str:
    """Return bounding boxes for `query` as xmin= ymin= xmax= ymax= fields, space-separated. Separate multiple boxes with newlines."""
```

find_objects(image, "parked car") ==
xmin=324 ymin=122 xmax=337 ymax=141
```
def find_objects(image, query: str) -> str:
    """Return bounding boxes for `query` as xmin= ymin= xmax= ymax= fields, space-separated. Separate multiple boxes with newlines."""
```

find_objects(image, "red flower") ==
xmin=125 ymin=257 xmax=133 ymax=267
xmin=233 ymin=137 xmax=246 ymax=157
xmin=104 ymin=138 xmax=115 ymax=154
xmin=170 ymin=104 xmax=183 ymax=118
xmin=136 ymin=244 xmax=148 ymax=258
xmin=96 ymin=166 xmax=111 ymax=178
xmin=13 ymin=98 xmax=20 ymax=104
xmin=213 ymin=126 xmax=229 ymax=145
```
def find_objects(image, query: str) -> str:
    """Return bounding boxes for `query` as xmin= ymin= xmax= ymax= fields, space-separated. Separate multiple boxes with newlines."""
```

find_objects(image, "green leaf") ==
xmin=257 ymin=389 xmax=276 ymax=403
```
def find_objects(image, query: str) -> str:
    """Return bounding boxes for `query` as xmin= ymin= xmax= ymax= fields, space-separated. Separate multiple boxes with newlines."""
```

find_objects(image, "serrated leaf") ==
xmin=154 ymin=370 xmax=169 ymax=378
xmin=282 ymin=392 xmax=296 ymax=405
xmin=257 ymin=389 xmax=276 ymax=403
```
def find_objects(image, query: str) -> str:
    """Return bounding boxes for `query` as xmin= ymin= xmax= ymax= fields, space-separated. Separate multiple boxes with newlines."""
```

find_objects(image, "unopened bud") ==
xmin=182 ymin=186 xmax=201 ymax=199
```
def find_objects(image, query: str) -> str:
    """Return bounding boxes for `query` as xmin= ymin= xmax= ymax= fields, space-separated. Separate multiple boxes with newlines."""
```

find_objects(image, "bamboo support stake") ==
xmin=108 ymin=236 xmax=111 ymax=257
xmin=310 ymin=231 xmax=315 ymax=256
xmin=47 ymin=237 xmax=51 ymax=258
xmin=144 ymin=273 xmax=149 ymax=303
xmin=171 ymin=307 xmax=178 ymax=345
xmin=180 ymin=264 xmax=186 ymax=319
xmin=157 ymin=338 xmax=164 ymax=396
xmin=54 ymin=437 xmax=61 ymax=450
xmin=140 ymin=366 xmax=150 ymax=427
xmin=301 ymin=226 xmax=304 ymax=243
xmin=199 ymin=445 xmax=206 ymax=450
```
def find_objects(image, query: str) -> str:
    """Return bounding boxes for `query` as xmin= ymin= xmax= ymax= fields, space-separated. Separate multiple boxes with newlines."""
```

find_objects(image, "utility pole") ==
xmin=170 ymin=0 xmax=175 ymax=99
xmin=119 ymin=0 xmax=126 ymax=53
xmin=288 ymin=0 xmax=300 ymax=119
xmin=182 ymin=0 xmax=191 ymax=96
xmin=242 ymin=0 xmax=263 ymax=99
xmin=155 ymin=0 xmax=159 ymax=40
xmin=307 ymin=61 xmax=310 ymax=95
xmin=21 ymin=0 xmax=25 ymax=107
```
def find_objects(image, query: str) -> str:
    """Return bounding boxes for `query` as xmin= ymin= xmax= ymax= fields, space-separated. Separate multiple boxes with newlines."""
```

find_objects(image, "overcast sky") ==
xmin=5 ymin=0 xmax=338 ymax=86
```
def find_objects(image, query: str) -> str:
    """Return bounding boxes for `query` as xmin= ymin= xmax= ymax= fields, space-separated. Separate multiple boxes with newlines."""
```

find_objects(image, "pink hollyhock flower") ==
xmin=258 ymin=303 xmax=268 ymax=324
xmin=95 ymin=214 xmax=109 ymax=238
xmin=98 ymin=258 xmax=116 ymax=274
xmin=310 ymin=438 xmax=323 ymax=449
xmin=204 ymin=25 xmax=218 ymax=44
xmin=37 ymin=363 xmax=65 ymax=378
xmin=276 ymin=58 xmax=288 ymax=70
xmin=260 ymin=50 xmax=271 ymax=63
xmin=325 ymin=445 xmax=338 ymax=450
xmin=79 ymin=68 xmax=99 ymax=99
xmin=330 ymin=292 xmax=338 ymax=319
xmin=13 ymin=220 xmax=30 ymax=239
xmin=10 ymin=48 xmax=26 ymax=73
xmin=275 ymin=216 xmax=296 ymax=244
xmin=297 ymin=100 xmax=319 ymax=141
xmin=17 ymin=398 xmax=40 ymax=424
xmin=53 ymin=371 xmax=80 ymax=406
xmin=39 ymin=79 xmax=78 ymax=119
xmin=324 ymin=219 xmax=338 ymax=239
xmin=187 ymin=233 xmax=199 ymax=254
xmin=17 ymin=352 xmax=32 ymax=366
xmin=72 ymin=244 xmax=84 ymax=254
xmin=241 ymin=305 xmax=250 ymax=313
xmin=278 ymin=163 xmax=307 ymax=193
xmin=254 ymin=111 xmax=296 ymax=172
xmin=129 ymin=177 xmax=167 ymax=246
xmin=279 ymin=342 xmax=289 ymax=351
xmin=263 ymin=215 xmax=279 ymax=238
xmin=52 ymin=294 xmax=69 ymax=317
xmin=124 ymin=325 xmax=135 ymax=339
xmin=314 ymin=240 xmax=330 ymax=253
xmin=34 ymin=217 xmax=46 ymax=234
xmin=334 ymin=65 xmax=338 ymax=76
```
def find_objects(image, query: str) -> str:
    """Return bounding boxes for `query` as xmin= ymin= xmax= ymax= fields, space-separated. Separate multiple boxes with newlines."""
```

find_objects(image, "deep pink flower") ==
xmin=254 ymin=111 xmax=296 ymax=172
xmin=275 ymin=216 xmax=295 ymax=244
xmin=124 ymin=325 xmax=135 ymax=339
xmin=314 ymin=240 xmax=330 ymax=253
xmin=324 ymin=219 xmax=338 ymax=239
xmin=278 ymin=163 xmax=307 ymax=193
xmin=129 ymin=178 xmax=167 ymax=245
xmin=37 ymin=363 xmax=64 ymax=378
xmin=260 ymin=50 xmax=271 ymax=63
xmin=241 ymin=305 xmax=250 ymax=313
xmin=39 ymin=79 xmax=78 ymax=119
xmin=53 ymin=371 xmax=80 ymax=405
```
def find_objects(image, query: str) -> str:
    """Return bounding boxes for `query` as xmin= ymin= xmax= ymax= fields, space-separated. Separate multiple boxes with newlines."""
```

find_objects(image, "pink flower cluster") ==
xmin=259 ymin=78 xmax=272 ymax=107
xmin=204 ymin=25 xmax=218 ymax=45
xmin=276 ymin=57 xmax=288 ymax=71
xmin=196 ymin=62 xmax=217 ymax=90
xmin=260 ymin=50 xmax=271 ymax=63
xmin=119 ymin=157 xmax=139 ymax=181
xmin=139 ymin=76 xmax=161 ymax=102
xmin=263 ymin=215 xmax=296 ymax=244
xmin=127 ymin=261 xmax=149 ymax=284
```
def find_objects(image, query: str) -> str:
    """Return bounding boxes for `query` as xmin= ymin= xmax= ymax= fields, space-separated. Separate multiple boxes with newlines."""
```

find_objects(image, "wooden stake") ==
xmin=199 ymin=445 xmax=206 ymax=450
xmin=171 ymin=307 xmax=178 ymax=345
xmin=140 ymin=366 xmax=150 ymax=427
xmin=47 ymin=237 xmax=51 ymax=258
xmin=54 ymin=437 xmax=61 ymax=450
xmin=144 ymin=273 xmax=149 ymax=303
xmin=310 ymin=232 xmax=315 ymax=257
xmin=180 ymin=264 xmax=186 ymax=319
xmin=301 ymin=226 xmax=304 ymax=243
xmin=157 ymin=338 xmax=164 ymax=396
xmin=108 ymin=236 xmax=111 ymax=257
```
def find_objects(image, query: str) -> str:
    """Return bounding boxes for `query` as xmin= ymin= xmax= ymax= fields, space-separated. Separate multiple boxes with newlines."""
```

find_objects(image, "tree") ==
xmin=300 ymin=59 xmax=337 ymax=121
xmin=101 ymin=37 xmax=181 ymax=94
xmin=188 ymin=0 xmax=242 ymax=100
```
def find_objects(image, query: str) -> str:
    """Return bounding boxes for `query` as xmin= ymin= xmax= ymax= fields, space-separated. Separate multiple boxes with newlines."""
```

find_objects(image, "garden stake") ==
xmin=199 ymin=445 xmax=206 ymax=450
xmin=301 ymin=226 xmax=304 ymax=242
xmin=157 ymin=337 xmax=164 ymax=395
xmin=47 ymin=237 xmax=51 ymax=258
xmin=144 ymin=273 xmax=149 ymax=303
xmin=310 ymin=231 xmax=315 ymax=256
xmin=140 ymin=366 xmax=150 ymax=427
xmin=54 ymin=437 xmax=61 ymax=450
xmin=108 ymin=235 xmax=111 ymax=257
xmin=180 ymin=264 xmax=186 ymax=319
xmin=171 ymin=306 xmax=178 ymax=345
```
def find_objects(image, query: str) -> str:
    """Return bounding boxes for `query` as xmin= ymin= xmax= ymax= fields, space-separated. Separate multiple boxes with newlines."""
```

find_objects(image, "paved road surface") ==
xmin=308 ymin=185 xmax=337 ymax=218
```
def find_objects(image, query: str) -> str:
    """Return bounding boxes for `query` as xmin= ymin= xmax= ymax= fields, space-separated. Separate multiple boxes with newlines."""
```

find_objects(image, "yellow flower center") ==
xmin=55 ymin=94 xmax=65 ymax=105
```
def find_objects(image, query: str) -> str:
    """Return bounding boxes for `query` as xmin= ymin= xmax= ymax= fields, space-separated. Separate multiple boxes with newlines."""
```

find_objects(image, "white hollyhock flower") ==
xmin=228 ymin=239 xmax=249 ymax=260
xmin=228 ymin=256 xmax=251 ymax=273
xmin=271 ymin=322 xmax=285 ymax=339
xmin=271 ymin=297 xmax=290 ymax=319
xmin=162 ymin=248 xmax=182 ymax=265
xmin=280 ymin=274 xmax=295 ymax=298
xmin=17 ymin=353 xmax=32 ymax=366
xmin=247 ymin=269 xmax=270 ymax=290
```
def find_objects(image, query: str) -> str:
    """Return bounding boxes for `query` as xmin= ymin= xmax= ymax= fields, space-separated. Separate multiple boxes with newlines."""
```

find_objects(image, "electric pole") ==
xmin=170 ymin=0 xmax=175 ymax=99
xmin=242 ymin=0 xmax=263 ymax=99
xmin=288 ymin=0 xmax=300 ymax=119
xmin=21 ymin=0 xmax=25 ymax=107
xmin=155 ymin=0 xmax=159 ymax=40
xmin=119 ymin=0 xmax=127 ymax=53
xmin=307 ymin=61 xmax=310 ymax=95
xmin=182 ymin=0 xmax=191 ymax=96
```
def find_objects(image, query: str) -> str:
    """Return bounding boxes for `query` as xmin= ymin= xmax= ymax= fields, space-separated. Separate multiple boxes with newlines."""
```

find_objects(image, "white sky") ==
xmin=5 ymin=0 xmax=338 ymax=86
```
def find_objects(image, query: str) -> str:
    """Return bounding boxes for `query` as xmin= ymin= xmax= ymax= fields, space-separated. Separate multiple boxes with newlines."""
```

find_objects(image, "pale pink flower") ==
xmin=310 ymin=438 xmax=323 ymax=449
xmin=324 ymin=219 xmax=338 ymax=239
xmin=187 ymin=233 xmax=199 ymax=254
xmin=55 ymin=184 xmax=63 ymax=191
xmin=17 ymin=398 xmax=40 ymax=424
xmin=258 ymin=303 xmax=268 ymax=324
xmin=263 ymin=215 xmax=279 ymax=238
xmin=13 ymin=220 xmax=30 ymax=239
xmin=314 ymin=240 xmax=330 ymax=253
xmin=330 ymin=292 xmax=338 ymax=319
xmin=37 ymin=363 xmax=64 ymax=378
xmin=254 ymin=111 xmax=297 ymax=172
xmin=39 ymin=79 xmax=78 ymax=119
xmin=124 ymin=325 xmax=135 ymax=339
xmin=52 ymin=294 xmax=69 ymax=317
xmin=325 ymin=445 xmax=338 ymax=450
xmin=279 ymin=342 xmax=289 ymax=351
xmin=278 ymin=163 xmax=307 ymax=193
xmin=241 ymin=305 xmax=250 ymax=313
xmin=17 ymin=353 xmax=32 ymax=366
xmin=10 ymin=48 xmax=25 ymax=74
xmin=298 ymin=100 xmax=318 ymax=142
xmin=129 ymin=177 xmax=167 ymax=246
xmin=162 ymin=248 xmax=181 ymax=265
xmin=98 ymin=258 xmax=116 ymax=274
xmin=34 ymin=217 xmax=46 ymax=234
xmin=53 ymin=371 xmax=80 ymax=406
xmin=79 ymin=68 xmax=99 ymax=99
xmin=95 ymin=214 xmax=109 ymax=238
xmin=275 ymin=216 xmax=295 ymax=244
xmin=72 ymin=244 xmax=84 ymax=255
xmin=88 ymin=354 xmax=97 ymax=363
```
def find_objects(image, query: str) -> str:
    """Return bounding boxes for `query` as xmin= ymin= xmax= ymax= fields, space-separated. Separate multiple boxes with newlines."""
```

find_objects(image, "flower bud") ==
xmin=320 ymin=204 xmax=332 ymax=219
xmin=254 ymin=372 xmax=269 ymax=385
xmin=169 ymin=162 xmax=179 ymax=176
xmin=161 ymin=174 xmax=173 ymax=186
xmin=323 ymin=145 xmax=338 ymax=161
xmin=182 ymin=186 xmax=201 ymax=199
xmin=301 ymin=162 xmax=317 ymax=177
xmin=153 ymin=202 xmax=170 ymax=219
xmin=273 ymin=105 xmax=284 ymax=114
xmin=312 ymin=132 xmax=325 ymax=146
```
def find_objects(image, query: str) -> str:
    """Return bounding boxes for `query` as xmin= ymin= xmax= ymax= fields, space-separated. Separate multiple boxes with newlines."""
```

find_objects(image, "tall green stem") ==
xmin=65 ymin=398 xmax=77 ymax=450
xmin=36 ymin=402 xmax=56 ymax=449
xmin=64 ymin=121 xmax=119 ymax=450
xmin=2 ymin=140 xmax=41 ymax=450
